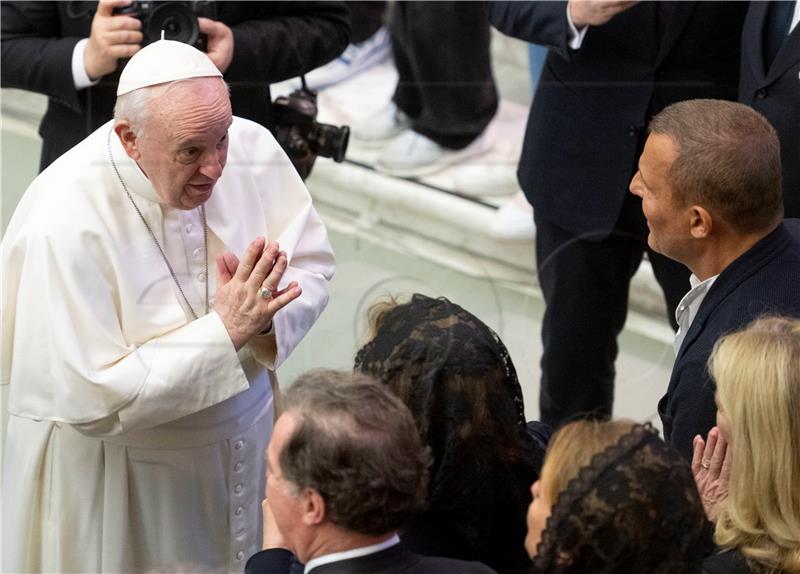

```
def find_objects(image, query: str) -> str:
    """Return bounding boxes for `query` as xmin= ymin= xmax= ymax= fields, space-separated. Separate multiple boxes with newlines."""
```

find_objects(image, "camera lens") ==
xmin=309 ymin=124 xmax=350 ymax=163
xmin=147 ymin=3 xmax=199 ymax=46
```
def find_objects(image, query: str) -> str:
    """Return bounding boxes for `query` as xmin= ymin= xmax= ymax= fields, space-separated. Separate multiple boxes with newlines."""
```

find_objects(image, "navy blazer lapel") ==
xmin=674 ymin=225 xmax=791 ymax=361
xmin=766 ymin=24 xmax=800 ymax=83
xmin=656 ymin=1 xmax=697 ymax=67
xmin=744 ymin=0 xmax=770 ymax=82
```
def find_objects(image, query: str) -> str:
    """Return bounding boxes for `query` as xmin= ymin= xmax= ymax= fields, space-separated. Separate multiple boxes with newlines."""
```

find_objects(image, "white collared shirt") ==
xmin=304 ymin=534 xmax=401 ymax=574
xmin=674 ymin=273 xmax=719 ymax=355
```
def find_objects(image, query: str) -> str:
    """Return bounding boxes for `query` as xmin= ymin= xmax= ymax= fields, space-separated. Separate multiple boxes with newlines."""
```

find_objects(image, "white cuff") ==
xmin=72 ymin=38 xmax=100 ymax=90
xmin=566 ymin=4 xmax=589 ymax=50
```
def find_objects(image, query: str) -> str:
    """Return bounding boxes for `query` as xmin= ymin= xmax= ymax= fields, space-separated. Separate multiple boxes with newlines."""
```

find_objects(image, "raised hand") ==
xmin=84 ymin=0 xmax=143 ymax=80
xmin=691 ymin=427 xmax=731 ymax=523
xmin=568 ymin=0 xmax=639 ymax=28
xmin=261 ymin=498 xmax=289 ymax=550
xmin=214 ymin=237 xmax=302 ymax=350
xmin=198 ymin=18 xmax=234 ymax=73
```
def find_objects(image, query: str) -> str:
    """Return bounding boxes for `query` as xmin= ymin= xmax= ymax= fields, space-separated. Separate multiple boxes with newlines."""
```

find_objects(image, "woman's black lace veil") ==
xmin=354 ymin=293 xmax=541 ymax=571
xmin=531 ymin=424 xmax=708 ymax=574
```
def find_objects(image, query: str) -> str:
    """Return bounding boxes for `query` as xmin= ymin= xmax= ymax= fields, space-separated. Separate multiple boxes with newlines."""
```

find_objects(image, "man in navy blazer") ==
xmin=245 ymin=370 xmax=496 ymax=574
xmin=629 ymin=99 xmax=800 ymax=461
xmin=490 ymin=1 xmax=748 ymax=429
xmin=739 ymin=0 xmax=800 ymax=217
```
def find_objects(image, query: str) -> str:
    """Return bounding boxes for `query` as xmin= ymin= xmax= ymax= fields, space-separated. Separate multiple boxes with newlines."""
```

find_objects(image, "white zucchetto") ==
xmin=117 ymin=39 xmax=222 ymax=96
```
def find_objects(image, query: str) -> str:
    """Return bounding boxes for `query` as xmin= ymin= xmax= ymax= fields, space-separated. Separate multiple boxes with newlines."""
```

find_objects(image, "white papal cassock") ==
xmin=1 ymin=117 xmax=335 ymax=572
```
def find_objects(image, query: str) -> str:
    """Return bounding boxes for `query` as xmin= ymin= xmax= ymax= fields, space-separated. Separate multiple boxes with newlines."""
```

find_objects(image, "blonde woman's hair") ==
xmin=709 ymin=316 xmax=800 ymax=573
xmin=540 ymin=419 xmax=635 ymax=503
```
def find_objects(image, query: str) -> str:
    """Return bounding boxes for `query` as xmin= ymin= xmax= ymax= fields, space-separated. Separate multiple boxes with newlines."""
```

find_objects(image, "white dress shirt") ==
xmin=673 ymin=273 xmax=718 ymax=355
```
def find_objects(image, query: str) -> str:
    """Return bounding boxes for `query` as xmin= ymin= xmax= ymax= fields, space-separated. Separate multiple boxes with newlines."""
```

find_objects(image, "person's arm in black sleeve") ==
xmin=667 ymin=361 xmax=719 ymax=463
xmin=488 ymin=1 xmax=571 ymax=59
xmin=245 ymin=549 xmax=294 ymax=574
xmin=225 ymin=1 xmax=350 ymax=83
xmin=1 ymin=2 xmax=83 ymax=112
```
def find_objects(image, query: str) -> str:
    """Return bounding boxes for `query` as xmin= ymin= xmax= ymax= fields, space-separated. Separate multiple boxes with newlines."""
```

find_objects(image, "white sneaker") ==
xmin=304 ymin=27 xmax=392 ymax=91
xmin=351 ymin=102 xmax=412 ymax=147
xmin=452 ymin=163 xmax=519 ymax=197
xmin=490 ymin=191 xmax=536 ymax=241
xmin=376 ymin=130 xmax=492 ymax=178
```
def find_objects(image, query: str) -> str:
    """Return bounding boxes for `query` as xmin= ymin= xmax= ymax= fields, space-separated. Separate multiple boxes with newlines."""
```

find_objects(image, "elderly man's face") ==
xmin=266 ymin=412 xmax=308 ymax=555
xmin=629 ymin=133 xmax=692 ymax=261
xmin=137 ymin=78 xmax=232 ymax=210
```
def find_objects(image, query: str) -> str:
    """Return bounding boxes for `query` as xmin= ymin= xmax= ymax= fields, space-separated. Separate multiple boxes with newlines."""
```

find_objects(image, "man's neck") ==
xmin=688 ymin=225 xmax=777 ymax=280
xmin=302 ymin=529 xmax=396 ymax=564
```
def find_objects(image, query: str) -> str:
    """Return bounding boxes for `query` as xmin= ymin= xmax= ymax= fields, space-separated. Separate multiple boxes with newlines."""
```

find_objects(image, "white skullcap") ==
xmin=117 ymin=39 xmax=222 ymax=96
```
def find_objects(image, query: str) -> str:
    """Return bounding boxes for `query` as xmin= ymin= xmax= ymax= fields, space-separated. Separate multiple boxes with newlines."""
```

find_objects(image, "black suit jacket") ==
xmin=739 ymin=1 xmax=800 ymax=217
xmin=245 ymin=542 xmax=497 ymax=574
xmin=703 ymin=549 xmax=754 ymax=574
xmin=660 ymin=220 xmax=800 ymax=460
xmin=0 ymin=1 xmax=349 ymax=170
xmin=490 ymin=1 xmax=747 ymax=237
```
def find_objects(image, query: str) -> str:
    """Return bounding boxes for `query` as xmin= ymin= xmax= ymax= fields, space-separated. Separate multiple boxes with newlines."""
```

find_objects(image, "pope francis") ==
xmin=1 ymin=40 xmax=335 ymax=572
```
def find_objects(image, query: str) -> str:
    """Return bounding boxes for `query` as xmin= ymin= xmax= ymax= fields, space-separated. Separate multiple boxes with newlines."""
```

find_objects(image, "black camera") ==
xmin=272 ymin=87 xmax=350 ymax=180
xmin=113 ymin=1 xmax=210 ymax=51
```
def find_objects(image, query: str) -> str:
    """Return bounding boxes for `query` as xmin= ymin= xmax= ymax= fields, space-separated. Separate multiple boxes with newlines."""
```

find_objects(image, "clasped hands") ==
xmin=214 ymin=237 xmax=302 ymax=351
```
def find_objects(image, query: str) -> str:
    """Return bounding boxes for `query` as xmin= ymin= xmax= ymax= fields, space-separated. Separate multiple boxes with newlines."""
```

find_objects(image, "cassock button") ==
xmin=197 ymin=271 xmax=206 ymax=282
xmin=234 ymin=440 xmax=244 ymax=450
xmin=235 ymin=506 xmax=244 ymax=516
xmin=185 ymin=223 xmax=194 ymax=234
xmin=192 ymin=247 xmax=203 ymax=259
xmin=236 ymin=552 xmax=244 ymax=561
xmin=234 ymin=483 xmax=243 ymax=494
xmin=756 ymin=88 xmax=767 ymax=99
xmin=234 ymin=462 xmax=243 ymax=472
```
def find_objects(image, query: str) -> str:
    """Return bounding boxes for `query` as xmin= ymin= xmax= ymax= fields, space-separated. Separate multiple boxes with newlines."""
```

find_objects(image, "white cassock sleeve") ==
xmin=205 ymin=117 xmax=335 ymax=371
xmin=2 ymin=221 xmax=250 ymax=433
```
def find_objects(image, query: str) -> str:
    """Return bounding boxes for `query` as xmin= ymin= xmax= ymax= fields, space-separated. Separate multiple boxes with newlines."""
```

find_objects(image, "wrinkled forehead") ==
xmin=151 ymin=78 xmax=231 ymax=135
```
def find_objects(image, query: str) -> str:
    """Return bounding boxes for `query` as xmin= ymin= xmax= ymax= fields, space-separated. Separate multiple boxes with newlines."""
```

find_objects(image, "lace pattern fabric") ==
xmin=531 ymin=424 xmax=708 ymax=574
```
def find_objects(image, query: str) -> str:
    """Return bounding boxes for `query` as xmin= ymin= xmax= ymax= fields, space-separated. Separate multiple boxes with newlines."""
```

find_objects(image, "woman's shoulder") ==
xmin=702 ymin=549 xmax=753 ymax=574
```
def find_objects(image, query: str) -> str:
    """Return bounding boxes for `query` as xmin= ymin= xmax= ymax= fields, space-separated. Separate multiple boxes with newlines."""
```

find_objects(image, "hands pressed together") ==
xmin=214 ymin=237 xmax=302 ymax=351
xmin=84 ymin=0 xmax=234 ymax=81
xmin=691 ymin=426 xmax=731 ymax=523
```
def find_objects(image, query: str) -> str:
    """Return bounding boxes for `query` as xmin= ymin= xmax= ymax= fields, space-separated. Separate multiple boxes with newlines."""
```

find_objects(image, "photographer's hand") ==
xmin=85 ymin=0 xmax=143 ymax=80
xmin=568 ymin=0 xmax=639 ymax=28
xmin=198 ymin=18 xmax=234 ymax=74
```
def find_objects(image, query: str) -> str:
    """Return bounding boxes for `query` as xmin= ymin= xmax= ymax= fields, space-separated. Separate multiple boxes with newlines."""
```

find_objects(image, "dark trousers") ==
xmin=535 ymin=192 xmax=690 ymax=428
xmin=389 ymin=1 xmax=498 ymax=149
xmin=346 ymin=1 xmax=385 ymax=43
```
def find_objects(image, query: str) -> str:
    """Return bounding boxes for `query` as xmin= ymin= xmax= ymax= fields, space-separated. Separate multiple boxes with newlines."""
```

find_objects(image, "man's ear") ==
xmin=689 ymin=205 xmax=712 ymax=239
xmin=301 ymin=488 xmax=326 ymax=526
xmin=114 ymin=120 xmax=142 ymax=161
